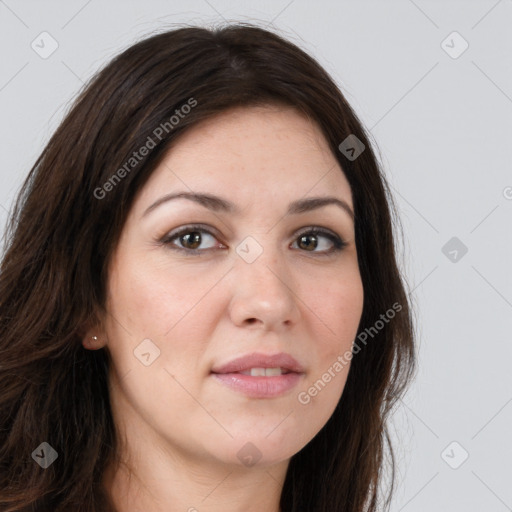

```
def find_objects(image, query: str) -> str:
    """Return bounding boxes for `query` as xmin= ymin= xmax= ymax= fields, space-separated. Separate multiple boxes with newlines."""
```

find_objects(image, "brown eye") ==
xmin=292 ymin=228 xmax=346 ymax=254
xmin=180 ymin=231 xmax=202 ymax=250
xmin=162 ymin=225 xmax=221 ymax=253
xmin=297 ymin=233 xmax=318 ymax=251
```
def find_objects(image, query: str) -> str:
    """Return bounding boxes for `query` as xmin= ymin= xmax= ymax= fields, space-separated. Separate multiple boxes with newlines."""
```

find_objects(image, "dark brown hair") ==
xmin=0 ymin=23 xmax=415 ymax=511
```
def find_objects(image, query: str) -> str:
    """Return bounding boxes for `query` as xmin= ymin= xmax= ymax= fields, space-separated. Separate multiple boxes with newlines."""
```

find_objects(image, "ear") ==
xmin=82 ymin=330 xmax=108 ymax=350
xmin=79 ymin=312 xmax=108 ymax=351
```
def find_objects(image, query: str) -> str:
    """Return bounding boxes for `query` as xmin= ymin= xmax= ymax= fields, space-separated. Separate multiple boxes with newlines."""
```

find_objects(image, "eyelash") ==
xmin=160 ymin=224 xmax=347 ymax=256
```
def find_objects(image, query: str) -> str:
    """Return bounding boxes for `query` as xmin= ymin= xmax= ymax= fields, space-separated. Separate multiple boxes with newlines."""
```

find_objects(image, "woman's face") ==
xmin=96 ymin=105 xmax=364 ymax=470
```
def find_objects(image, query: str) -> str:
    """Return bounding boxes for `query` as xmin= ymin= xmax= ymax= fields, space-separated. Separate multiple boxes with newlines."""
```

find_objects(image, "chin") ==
xmin=221 ymin=433 xmax=306 ymax=469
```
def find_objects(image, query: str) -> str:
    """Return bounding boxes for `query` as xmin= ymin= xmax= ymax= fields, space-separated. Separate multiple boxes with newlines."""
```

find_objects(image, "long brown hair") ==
xmin=0 ymin=23 xmax=415 ymax=511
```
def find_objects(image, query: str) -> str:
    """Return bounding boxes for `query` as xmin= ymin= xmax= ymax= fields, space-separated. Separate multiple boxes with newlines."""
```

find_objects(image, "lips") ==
xmin=210 ymin=352 xmax=305 ymax=398
xmin=210 ymin=352 xmax=305 ymax=375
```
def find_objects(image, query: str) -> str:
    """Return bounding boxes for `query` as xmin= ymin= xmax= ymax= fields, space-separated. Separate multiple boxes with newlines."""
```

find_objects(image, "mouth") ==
xmin=210 ymin=353 xmax=305 ymax=398
xmin=211 ymin=352 xmax=304 ymax=374
xmin=234 ymin=367 xmax=292 ymax=377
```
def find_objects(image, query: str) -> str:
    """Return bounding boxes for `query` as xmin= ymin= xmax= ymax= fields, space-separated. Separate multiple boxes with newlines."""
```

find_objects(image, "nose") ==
xmin=228 ymin=247 xmax=301 ymax=331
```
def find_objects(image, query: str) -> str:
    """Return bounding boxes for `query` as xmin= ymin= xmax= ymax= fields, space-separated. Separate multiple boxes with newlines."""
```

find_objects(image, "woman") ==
xmin=0 ymin=23 xmax=415 ymax=511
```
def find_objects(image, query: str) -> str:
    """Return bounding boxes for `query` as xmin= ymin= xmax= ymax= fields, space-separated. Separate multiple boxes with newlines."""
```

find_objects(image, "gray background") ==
xmin=1 ymin=1 xmax=511 ymax=510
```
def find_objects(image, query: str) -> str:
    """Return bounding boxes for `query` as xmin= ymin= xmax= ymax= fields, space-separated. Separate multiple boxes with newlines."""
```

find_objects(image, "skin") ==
xmin=83 ymin=104 xmax=364 ymax=512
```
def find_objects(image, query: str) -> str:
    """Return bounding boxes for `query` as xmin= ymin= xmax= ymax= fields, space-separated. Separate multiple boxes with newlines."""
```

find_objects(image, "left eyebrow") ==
xmin=142 ymin=192 xmax=354 ymax=221
xmin=288 ymin=196 xmax=354 ymax=220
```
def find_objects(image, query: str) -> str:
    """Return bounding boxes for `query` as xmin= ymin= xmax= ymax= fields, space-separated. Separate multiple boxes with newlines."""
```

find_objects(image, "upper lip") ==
xmin=211 ymin=352 xmax=305 ymax=374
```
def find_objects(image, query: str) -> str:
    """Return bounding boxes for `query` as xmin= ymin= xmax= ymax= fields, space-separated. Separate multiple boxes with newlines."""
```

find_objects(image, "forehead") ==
xmin=135 ymin=105 xmax=352 ymax=211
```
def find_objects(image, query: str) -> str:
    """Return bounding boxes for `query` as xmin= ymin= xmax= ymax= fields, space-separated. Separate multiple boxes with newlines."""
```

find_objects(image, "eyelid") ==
xmin=163 ymin=223 xmax=219 ymax=239
xmin=294 ymin=225 xmax=340 ymax=240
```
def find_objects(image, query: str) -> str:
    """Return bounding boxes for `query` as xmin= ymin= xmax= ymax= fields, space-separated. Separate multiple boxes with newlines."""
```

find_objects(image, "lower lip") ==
xmin=211 ymin=372 xmax=303 ymax=398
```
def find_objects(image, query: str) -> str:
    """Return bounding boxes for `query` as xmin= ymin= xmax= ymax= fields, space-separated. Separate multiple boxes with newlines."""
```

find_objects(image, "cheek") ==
xmin=108 ymin=255 xmax=216 ymax=339
xmin=306 ymin=268 xmax=364 ymax=356
xmin=296 ymin=275 xmax=362 ymax=426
